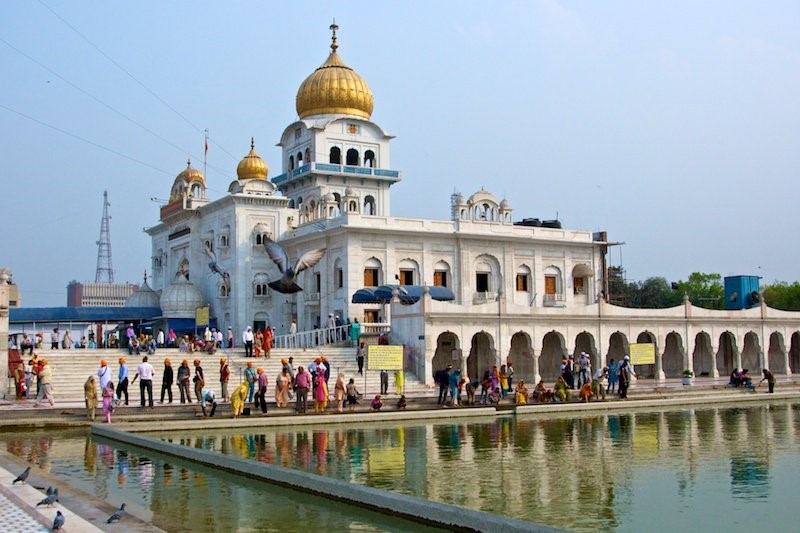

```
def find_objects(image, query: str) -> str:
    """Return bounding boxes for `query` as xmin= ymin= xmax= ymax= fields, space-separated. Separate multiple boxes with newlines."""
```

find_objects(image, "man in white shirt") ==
xmin=131 ymin=356 xmax=155 ymax=408
xmin=242 ymin=327 xmax=254 ymax=357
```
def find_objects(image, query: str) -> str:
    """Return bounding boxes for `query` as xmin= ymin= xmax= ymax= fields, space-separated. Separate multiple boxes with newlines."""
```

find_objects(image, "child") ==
xmin=579 ymin=382 xmax=593 ymax=402
xmin=397 ymin=394 xmax=407 ymax=409
xmin=102 ymin=381 xmax=115 ymax=423
xmin=371 ymin=394 xmax=383 ymax=411
xmin=346 ymin=378 xmax=360 ymax=412
xmin=488 ymin=387 xmax=501 ymax=405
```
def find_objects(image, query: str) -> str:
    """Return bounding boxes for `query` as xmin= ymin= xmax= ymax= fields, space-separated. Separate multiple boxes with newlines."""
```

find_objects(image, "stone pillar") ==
xmin=531 ymin=349 xmax=540 ymax=384
xmin=655 ymin=333 xmax=666 ymax=382
xmin=709 ymin=341 xmax=720 ymax=378
xmin=0 ymin=269 xmax=10 ymax=399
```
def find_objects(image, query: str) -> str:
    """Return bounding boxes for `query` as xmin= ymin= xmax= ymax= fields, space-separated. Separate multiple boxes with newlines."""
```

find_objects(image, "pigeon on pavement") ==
xmin=36 ymin=488 xmax=58 ymax=507
xmin=52 ymin=510 xmax=65 ymax=530
xmin=106 ymin=503 xmax=126 ymax=523
xmin=12 ymin=466 xmax=31 ymax=484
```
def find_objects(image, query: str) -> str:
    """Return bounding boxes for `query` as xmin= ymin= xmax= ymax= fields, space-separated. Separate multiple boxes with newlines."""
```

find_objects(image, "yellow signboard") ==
xmin=195 ymin=306 xmax=209 ymax=327
xmin=367 ymin=345 xmax=404 ymax=370
xmin=629 ymin=343 xmax=656 ymax=365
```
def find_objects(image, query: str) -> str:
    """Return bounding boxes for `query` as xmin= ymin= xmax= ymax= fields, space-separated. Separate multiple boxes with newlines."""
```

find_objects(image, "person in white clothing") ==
xmin=131 ymin=356 xmax=156 ymax=408
xmin=243 ymin=327 xmax=254 ymax=357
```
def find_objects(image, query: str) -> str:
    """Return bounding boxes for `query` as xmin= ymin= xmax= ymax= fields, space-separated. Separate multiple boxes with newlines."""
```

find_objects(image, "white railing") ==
xmin=272 ymin=322 xmax=391 ymax=350
xmin=543 ymin=293 xmax=566 ymax=306
xmin=473 ymin=291 xmax=498 ymax=304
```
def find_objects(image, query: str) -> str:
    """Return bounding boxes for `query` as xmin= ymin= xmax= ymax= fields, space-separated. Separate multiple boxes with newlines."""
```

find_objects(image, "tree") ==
xmin=674 ymin=272 xmax=724 ymax=309
xmin=763 ymin=281 xmax=800 ymax=310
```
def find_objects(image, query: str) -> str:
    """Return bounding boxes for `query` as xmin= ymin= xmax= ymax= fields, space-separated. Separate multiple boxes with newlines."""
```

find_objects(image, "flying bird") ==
xmin=36 ymin=488 xmax=58 ymax=507
xmin=263 ymin=237 xmax=326 ymax=294
xmin=107 ymin=503 xmax=126 ymax=523
xmin=52 ymin=510 xmax=65 ymax=530
xmin=12 ymin=466 xmax=30 ymax=484
xmin=203 ymin=241 xmax=231 ymax=290
xmin=46 ymin=486 xmax=59 ymax=501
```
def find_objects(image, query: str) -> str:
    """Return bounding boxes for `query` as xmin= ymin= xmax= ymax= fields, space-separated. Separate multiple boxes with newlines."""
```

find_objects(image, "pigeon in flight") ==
xmin=203 ymin=241 xmax=230 ymax=290
xmin=52 ymin=510 xmax=65 ymax=530
xmin=107 ymin=503 xmax=126 ymax=523
xmin=46 ymin=486 xmax=59 ymax=501
xmin=36 ymin=488 xmax=58 ymax=507
xmin=12 ymin=466 xmax=30 ymax=484
xmin=263 ymin=237 xmax=326 ymax=294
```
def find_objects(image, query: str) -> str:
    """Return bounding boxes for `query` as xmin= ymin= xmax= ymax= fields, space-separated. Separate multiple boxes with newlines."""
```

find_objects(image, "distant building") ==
xmin=67 ymin=281 xmax=138 ymax=307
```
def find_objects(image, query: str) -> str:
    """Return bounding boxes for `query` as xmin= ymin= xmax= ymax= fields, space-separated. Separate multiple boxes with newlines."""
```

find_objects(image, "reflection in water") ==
xmin=1 ymin=402 xmax=798 ymax=532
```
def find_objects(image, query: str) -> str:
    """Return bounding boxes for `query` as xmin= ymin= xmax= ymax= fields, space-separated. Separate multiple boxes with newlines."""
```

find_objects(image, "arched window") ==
xmin=543 ymin=266 xmax=564 ymax=305
xmin=434 ymin=260 xmax=451 ymax=288
xmin=364 ymin=195 xmax=376 ymax=215
xmin=364 ymin=257 xmax=382 ymax=287
xmin=204 ymin=239 xmax=213 ymax=252
xmin=304 ymin=147 xmax=311 ymax=164
xmin=296 ymin=151 xmax=303 ymax=166
xmin=289 ymin=155 xmax=294 ymax=170
xmin=364 ymin=150 xmax=375 ymax=168
xmin=288 ymin=198 xmax=295 ymax=209
xmin=219 ymin=285 xmax=229 ymax=297
xmin=516 ymin=265 xmax=531 ymax=292
xmin=219 ymin=234 xmax=228 ymax=248
xmin=346 ymin=148 xmax=359 ymax=166
xmin=329 ymin=147 xmax=341 ymax=164
xmin=254 ymin=273 xmax=269 ymax=297
xmin=348 ymin=200 xmax=358 ymax=212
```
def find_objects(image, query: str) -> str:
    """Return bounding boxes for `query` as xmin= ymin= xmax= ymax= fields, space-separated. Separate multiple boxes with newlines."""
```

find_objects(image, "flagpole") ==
xmin=203 ymin=128 xmax=209 ymax=187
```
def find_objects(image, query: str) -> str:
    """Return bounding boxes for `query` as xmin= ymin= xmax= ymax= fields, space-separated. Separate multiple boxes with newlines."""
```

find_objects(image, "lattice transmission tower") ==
xmin=95 ymin=190 xmax=115 ymax=283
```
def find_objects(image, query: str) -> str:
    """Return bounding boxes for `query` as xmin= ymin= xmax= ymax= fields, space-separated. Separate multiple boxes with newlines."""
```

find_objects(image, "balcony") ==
xmin=304 ymin=292 xmax=320 ymax=302
xmin=272 ymin=162 xmax=401 ymax=185
xmin=543 ymin=293 xmax=566 ymax=307
xmin=473 ymin=291 xmax=498 ymax=304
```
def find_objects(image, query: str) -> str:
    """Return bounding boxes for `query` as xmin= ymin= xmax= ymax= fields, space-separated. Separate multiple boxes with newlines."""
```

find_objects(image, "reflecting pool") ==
xmin=3 ymin=401 xmax=798 ymax=532
xmin=152 ymin=401 xmax=800 ymax=531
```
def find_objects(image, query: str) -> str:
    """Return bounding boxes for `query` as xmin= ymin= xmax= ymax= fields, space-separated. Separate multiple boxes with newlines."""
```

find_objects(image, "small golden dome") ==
xmin=236 ymin=138 xmax=268 ymax=180
xmin=176 ymin=159 xmax=204 ymax=183
xmin=296 ymin=23 xmax=373 ymax=119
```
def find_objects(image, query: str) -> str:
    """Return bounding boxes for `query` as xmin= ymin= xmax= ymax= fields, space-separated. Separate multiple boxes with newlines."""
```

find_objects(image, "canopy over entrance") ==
xmin=351 ymin=285 xmax=455 ymax=305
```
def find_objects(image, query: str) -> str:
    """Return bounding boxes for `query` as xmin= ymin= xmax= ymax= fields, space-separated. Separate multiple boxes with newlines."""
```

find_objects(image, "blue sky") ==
xmin=2 ymin=1 xmax=799 ymax=307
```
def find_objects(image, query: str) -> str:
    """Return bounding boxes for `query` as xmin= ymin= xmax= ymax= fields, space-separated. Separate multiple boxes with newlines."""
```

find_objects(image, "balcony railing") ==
xmin=272 ymin=162 xmax=401 ymax=185
xmin=473 ymin=291 xmax=498 ymax=304
xmin=543 ymin=293 xmax=566 ymax=306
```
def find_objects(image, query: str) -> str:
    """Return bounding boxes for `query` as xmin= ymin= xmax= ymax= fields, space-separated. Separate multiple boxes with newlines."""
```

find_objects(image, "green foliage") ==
xmin=674 ymin=272 xmax=724 ymax=309
xmin=607 ymin=269 xmax=723 ymax=309
xmin=763 ymin=281 xmax=800 ymax=310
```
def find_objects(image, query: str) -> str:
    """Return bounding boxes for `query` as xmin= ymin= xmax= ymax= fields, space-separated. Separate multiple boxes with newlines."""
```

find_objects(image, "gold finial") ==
xmin=186 ymin=158 xmax=191 ymax=167
xmin=330 ymin=19 xmax=339 ymax=52
xmin=250 ymin=137 xmax=255 ymax=150
xmin=143 ymin=270 xmax=148 ymax=283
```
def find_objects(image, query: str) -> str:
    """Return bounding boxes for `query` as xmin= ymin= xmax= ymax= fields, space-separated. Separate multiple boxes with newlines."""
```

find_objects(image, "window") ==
xmin=289 ymin=155 xmax=294 ymax=170
xmin=364 ymin=309 xmax=379 ymax=322
xmin=574 ymin=277 xmax=585 ymax=295
xmin=330 ymin=147 xmax=341 ymax=164
xmin=545 ymin=275 xmax=557 ymax=295
xmin=314 ymin=272 xmax=321 ymax=293
xmin=364 ymin=150 xmax=375 ymax=168
xmin=294 ymin=128 xmax=301 ymax=139
xmin=346 ymin=148 xmax=359 ymax=166
xmin=434 ymin=270 xmax=448 ymax=288
xmin=219 ymin=235 xmax=228 ymax=248
xmin=336 ymin=268 xmax=343 ymax=289
xmin=304 ymin=147 xmax=310 ymax=164
xmin=476 ymin=273 xmax=490 ymax=292
xmin=255 ymin=284 xmax=267 ymax=296
xmin=364 ymin=268 xmax=379 ymax=287
xmin=516 ymin=273 xmax=529 ymax=292
xmin=364 ymin=195 xmax=376 ymax=215
xmin=296 ymin=151 xmax=303 ymax=165
xmin=219 ymin=285 xmax=229 ymax=297
xmin=399 ymin=269 xmax=414 ymax=285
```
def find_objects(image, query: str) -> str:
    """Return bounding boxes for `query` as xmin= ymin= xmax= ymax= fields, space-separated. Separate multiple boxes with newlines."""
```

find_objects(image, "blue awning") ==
xmin=351 ymin=285 xmax=455 ymax=305
xmin=9 ymin=307 xmax=162 ymax=324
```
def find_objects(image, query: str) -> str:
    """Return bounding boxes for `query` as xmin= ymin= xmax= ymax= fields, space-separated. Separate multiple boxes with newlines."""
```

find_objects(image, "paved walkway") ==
xmin=0 ymin=491 xmax=49 ymax=532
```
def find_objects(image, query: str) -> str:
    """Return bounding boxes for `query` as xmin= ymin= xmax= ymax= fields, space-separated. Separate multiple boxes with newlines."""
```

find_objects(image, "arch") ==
xmin=693 ymin=332 xmax=714 ymax=376
xmin=474 ymin=254 xmax=500 ymax=294
xmin=329 ymin=146 xmax=341 ymax=164
xmin=716 ymin=331 xmax=738 ymax=376
xmin=289 ymin=155 xmax=295 ymax=170
xmin=509 ymin=332 xmax=534 ymax=383
xmin=363 ymin=257 xmax=382 ymax=287
xmin=662 ymin=332 xmax=685 ymax=378
xmin=433 ymin=260 xmax=451 ymax=288
xmin=741 ymin=331 xmax=761 ymax=373
xmin=790 ymin=332 xmax=800 ymax=374
xmin=218 ymin=285 xmax=229 ymax=298
xmin=466 ymin=331 xmax=495 ymax=381
xmin=190 ymin=183 xmax=203 ymax=199
xmin=346 ymin=148 xmax=359 ymax=166
xmin=433 ymin=332 xmax=460 ymax=376
xmin=767 ymin=332 xmax=787 ymax=374
xmin=253 ymin=273 xmax=269 ymax=297
xmin=397 ymin=258 xmax=419 ymax=286
xmin=573 ymin=332 xmax=598 ymax=370
xmin=515 ymin=264 xmax=532 ymax=293
xmin=364 ymin=149 xmax=375 ymax=168
xmin=364 ymin=195 xmax=376 ymax=215
xmin=304 ymin=147 xmax=311 ymax=164
xmin=543 ymin=265 xmax=563 ymax=304
xmin=607 ymin=332 xmax=629 ymax=366
xmin=288 ymin=198 xmax=296 ymax=209
xmin=296 ymin=151 xmax=303 ymax=166
xmin=636 ymin=331 xmax=657 ymax=378
xmin=539 ymin=331 xmax=567 ymax=381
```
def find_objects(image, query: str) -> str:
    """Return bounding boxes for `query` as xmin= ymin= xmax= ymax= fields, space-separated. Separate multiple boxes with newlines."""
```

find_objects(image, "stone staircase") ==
xmin=23 ymin=345 xmax=433 ymax=401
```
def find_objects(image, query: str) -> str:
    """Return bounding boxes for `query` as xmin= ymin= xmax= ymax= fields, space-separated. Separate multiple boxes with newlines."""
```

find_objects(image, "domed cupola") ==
xmin=170 ymin=159 xmax=205 ymax=202
xmin=295 ymin=22 xmax=374 ymax=119
xmin=236 ymin=138 xmax=268 ymax=181
xmin=126 ymin=271 xmax=161 ymax=308
xmin=160 ymin=263 xmax=205 ymax=319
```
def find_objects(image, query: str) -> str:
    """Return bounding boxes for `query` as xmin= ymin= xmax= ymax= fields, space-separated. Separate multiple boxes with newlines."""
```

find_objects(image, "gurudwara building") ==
xmin=145 ymin=26 xmax=800 ymax=386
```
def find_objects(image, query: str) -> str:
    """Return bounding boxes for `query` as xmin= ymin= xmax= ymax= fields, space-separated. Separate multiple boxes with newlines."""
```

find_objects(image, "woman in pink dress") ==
xmin=314 ymin=372 xmax=328 ymax=413
xmin=264 ymin=327 xmax=274 ymax=358
xmin=102 ymin=381 xmax=115 ymax=423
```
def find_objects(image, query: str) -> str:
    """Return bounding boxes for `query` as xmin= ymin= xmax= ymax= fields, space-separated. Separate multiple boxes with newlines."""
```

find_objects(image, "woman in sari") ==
xmin=334 ymin=374 xmax=346 ymax=413
xmin=275 ymin=370 xmax=290 ymax=408
xmin=264 ymin=327 xmax=274 ymax=358
xmin=514 ymin=380 xmax=529 ymax=405
xmin=554 ymin=376 xmax=569 ymax=402
xmin=499 ymin=365 xmax=509 ymax=398
xmin=314 ymin=372 xmax=328 ymax=413
xmin=254 ymin=329 xmax=263 ymax=357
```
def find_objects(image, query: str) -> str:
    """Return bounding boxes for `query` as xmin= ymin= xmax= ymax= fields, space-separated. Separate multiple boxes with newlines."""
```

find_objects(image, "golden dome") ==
xmin=236 ymin=138 xmax=268 ymax=180
xmin=296 ymin=23 xmax=374 ymax=119
xmin=176 ymin=159 xmax=204 ymax=183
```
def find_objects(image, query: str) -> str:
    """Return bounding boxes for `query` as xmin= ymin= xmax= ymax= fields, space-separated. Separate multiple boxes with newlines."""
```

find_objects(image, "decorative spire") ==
xmin=330 ymin=19 xmax=339 ymax=52
xmin=186 ymin=158 xmax=191 ymax=167
xmin=143 ymin=270 xmax=148 ymax=284
xmin=251 ymin=137 xmax=255 ymax=150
